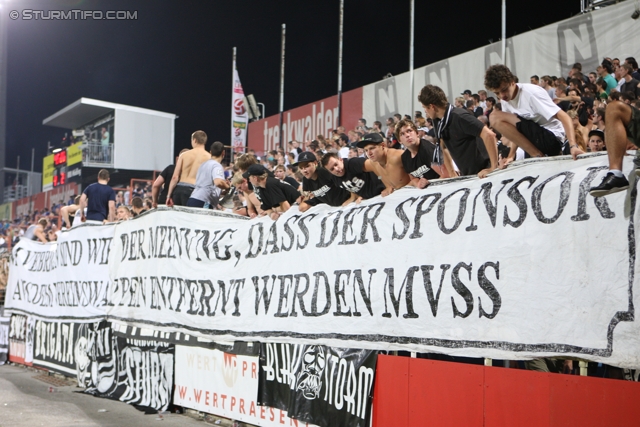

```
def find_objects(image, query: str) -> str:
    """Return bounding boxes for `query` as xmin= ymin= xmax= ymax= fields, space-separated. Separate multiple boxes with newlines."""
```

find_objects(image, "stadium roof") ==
xmin=42 ymin=97 xmax=176 ymax=129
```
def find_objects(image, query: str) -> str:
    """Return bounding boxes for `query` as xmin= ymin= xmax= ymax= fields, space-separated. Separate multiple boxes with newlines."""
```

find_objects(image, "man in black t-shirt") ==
xmin=321 ymin=152 xmax=385 ymax=203
xmin=236 ymin=153 xmax=276 ymax=217
xmin=418 ymin=84 xmax=498 ymax=178
xmin=294 ymin=151 xmax=351 ymax=212
xmin=243 ymin=164 xmax=300 ymax=221
xmin=395 ymin=119 xmax=440 ymax=189
xmin=152 ymin=149 xmax=189 ymax=208
xmin=274 ymin=165 xmax=300 ymax=189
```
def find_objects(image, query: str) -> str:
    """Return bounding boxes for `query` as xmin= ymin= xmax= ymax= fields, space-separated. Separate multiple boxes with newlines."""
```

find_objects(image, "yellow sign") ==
xmin=67 ymin=142 xmax=83 ymax=166
xmin=0 ymin=202 xmax=11 ymax=220
xmin=42 ymin=154 xmax=54 ymax=190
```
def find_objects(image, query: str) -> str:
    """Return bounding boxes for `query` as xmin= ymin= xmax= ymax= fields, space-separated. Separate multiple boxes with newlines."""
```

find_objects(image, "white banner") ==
xmin=232 ymin=62 xmax=248 ymax=154
xmin=174 ymin=345 xmax=315 ymax=427
xmin=5 ymin=224 xmax=114 ymax=320
xmin=5 ymin=154 xmax=640 ymax=368
xmin=102 ymin=154 xmax=640 ymax=367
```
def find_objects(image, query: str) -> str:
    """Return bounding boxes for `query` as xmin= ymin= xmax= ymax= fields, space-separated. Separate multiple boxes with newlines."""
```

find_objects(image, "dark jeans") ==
xmin=172 ymin=184 xmax=194 ymax=206
xmin=186 ymin=198 xmax=206 ymax=208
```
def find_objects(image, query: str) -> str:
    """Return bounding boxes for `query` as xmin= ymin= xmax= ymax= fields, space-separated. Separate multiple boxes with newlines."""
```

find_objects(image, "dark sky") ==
xmin=4 ymin=0 xmax=578 ymax=173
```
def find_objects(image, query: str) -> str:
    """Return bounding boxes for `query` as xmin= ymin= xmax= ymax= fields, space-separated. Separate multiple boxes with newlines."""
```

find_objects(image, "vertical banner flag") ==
xmin=232 ymin=62 xmax=249 ymax=154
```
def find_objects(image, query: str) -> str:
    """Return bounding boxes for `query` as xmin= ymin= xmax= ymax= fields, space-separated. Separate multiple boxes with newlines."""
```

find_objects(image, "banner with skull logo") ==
xmin=258 ymin=343 xmax=377 ymax=427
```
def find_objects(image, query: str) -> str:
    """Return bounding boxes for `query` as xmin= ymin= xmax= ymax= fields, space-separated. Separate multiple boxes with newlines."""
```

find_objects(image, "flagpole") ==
xmin=409 ymin=0 xmax=415 ymax=118
xmin=337 ymin=0 xmax=344 ymax=127
xmin=231 ymin=46 xmax=236 ymax=163
xmin=278 ymin=24 xmax=286 ymax=150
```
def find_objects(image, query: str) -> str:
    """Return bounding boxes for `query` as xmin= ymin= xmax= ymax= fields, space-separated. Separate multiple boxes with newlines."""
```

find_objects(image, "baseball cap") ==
xmin=461 ymin=89 xmax=472 ymax=95
xmin=418 ymin=127 xmax=429 ymax=132
xmin=292 ymin=151 xmax=317 ymax=166
xmin=588 ymin=129 xmax=605 ymax=140
xmin=356 ymin=132 xmax=384 ymax=149
xmin=242 ymin=164 xmax=268 ymax=179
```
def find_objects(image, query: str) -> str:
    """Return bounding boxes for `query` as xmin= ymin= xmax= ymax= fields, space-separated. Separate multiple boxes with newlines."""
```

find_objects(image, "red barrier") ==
xmin=372 ymin=355 xmax=640 ymax=427
xmin=247 ymin=87 xmax=363 ymax=155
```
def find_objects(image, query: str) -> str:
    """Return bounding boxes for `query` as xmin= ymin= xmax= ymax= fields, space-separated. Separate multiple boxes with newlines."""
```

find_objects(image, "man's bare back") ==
xmin=177 ymin=147 xmax=211 ymax=184
xmin=166 ymin=130 xmax=211 ymax=206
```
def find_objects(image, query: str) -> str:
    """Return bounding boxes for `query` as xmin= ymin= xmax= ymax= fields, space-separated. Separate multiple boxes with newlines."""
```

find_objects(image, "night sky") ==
xmin=4 ymin=0 xmax=578 ymax=173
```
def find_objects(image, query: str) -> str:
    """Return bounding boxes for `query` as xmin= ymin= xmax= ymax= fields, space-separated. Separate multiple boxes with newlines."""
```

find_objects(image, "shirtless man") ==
xmin=60 ymin=195 xmax=81 ymax=228
xmin=356 ymin=133 xmax=411 ymax=196
xmin=166 ymin=130 xmax=212 ymax=206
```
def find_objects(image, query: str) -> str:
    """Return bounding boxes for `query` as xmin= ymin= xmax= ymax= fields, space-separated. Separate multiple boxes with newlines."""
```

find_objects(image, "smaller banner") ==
xmin=0 ymin=314 xmax=9 ymax=364
xmin=258 ymin=343 xmax=377 ymax=427
xmin=84 ymin=337 xmax=174 ymax=413
xmin=33 ymin=319 xmax=84 ymax=376
xmin=174 ymin=345 xmax=314 ymax=427
xmin=231 ymin=62 xmax=248 ymax=154
xmin=5 ymin=224 xmax=114 ymax=320
xmin=9 ymin=314 xmax=33 ymax=365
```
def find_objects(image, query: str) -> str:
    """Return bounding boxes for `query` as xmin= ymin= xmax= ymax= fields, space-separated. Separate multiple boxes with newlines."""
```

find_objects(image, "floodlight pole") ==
xmin=278 ymin=24 xmax=286 ymax=150
xmin=409 ymin=0 xmax=415 ymax=116
xmin=501 ymin=0 xmax=506 ymax=64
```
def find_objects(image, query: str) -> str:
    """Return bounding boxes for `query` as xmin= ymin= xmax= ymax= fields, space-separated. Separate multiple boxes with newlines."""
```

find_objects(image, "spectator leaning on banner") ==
xmin=356 ymin=133 xmax=411 ymax=194
xmin=274 ymin=164 xmax=301 ymax=190
xmin=395 ymin=119 xmax=440 ymax=189
xmin=22 ymin=218 xmax=49 ymax=243
xmin=419 ymin=84 xmax=498 ymax=178
xmin=587 ymin=129 xmax=605 ymax=152
xmin=130 ymin=197 xmax=146 ymax=217
xmin=79 ymin=169 xmax=116 ymax=223
xmin=294 ymin=151 xmax=351 ymax=213
xmin=484 ymin=64 xmax=584 ymax=161
xmin=230 ymin=172 xmax=257 ymax=217
xmin=321 ymin=152 xmax=386 ymax=204
xmin=243 ymin=164 xmax=300 ymax=221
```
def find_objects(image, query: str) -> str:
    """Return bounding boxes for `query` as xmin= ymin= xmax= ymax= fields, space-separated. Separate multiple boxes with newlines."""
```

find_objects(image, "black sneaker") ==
xmin=589 ymin=172 xmax=629 ymax=197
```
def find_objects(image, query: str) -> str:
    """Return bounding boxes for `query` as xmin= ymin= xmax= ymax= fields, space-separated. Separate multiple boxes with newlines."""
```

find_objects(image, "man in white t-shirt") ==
xmin=484 ymin=64 xmax=583 ymax=160
xmin=288 ymin=141 xmax=302 ymax=162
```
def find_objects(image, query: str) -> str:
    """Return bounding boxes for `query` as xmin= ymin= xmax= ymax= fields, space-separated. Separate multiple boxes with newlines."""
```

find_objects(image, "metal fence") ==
xmin=82 ymin=143 xmax=114 ymax=167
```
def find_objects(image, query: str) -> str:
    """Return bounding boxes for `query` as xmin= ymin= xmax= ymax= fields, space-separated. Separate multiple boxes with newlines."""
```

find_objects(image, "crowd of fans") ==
xmin=0 ymin=199 xmax=73 ymax=250
xmin=8 ymin=56 xmax=640 ymax=244
xmin=163 ymin=56 xmax=638 ymax=221
xmin=4 ymin=57 xmax=639 ymax=379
